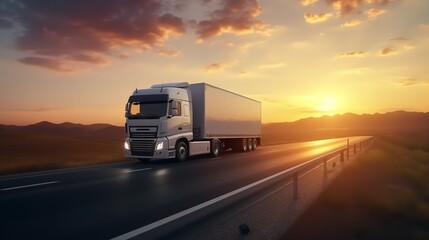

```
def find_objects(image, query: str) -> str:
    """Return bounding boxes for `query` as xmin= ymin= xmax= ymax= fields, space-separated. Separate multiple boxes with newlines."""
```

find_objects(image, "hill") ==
xmin=1 ymin=111 xmax=428 ymax=174
xmin=262 ymin=111 xmax=429 ymax=145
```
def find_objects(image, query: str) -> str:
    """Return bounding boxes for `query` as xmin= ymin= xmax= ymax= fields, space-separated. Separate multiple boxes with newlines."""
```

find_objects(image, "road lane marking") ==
xmin=125 ymin=168 xmax=151 ymax=173
xmin=0 ymin=160 xmax=138 ymax=181
xmin=1 ymin=181 xmax=59 ymax=191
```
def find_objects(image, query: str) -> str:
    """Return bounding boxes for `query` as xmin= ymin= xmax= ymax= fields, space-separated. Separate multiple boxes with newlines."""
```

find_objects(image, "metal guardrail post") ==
xmin=340 ymin=150 xmax=344 ymax=163
xmin=293 ymin=173 xmax=298 ymax=200
xmin=323 ymin=160 xmax=327 ymax=177
xmin=347 ymin=139 xmax=350 ymax=159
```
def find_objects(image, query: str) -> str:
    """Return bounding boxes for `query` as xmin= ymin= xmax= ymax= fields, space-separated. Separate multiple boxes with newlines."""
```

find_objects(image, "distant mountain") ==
xmin=0 ymin=121 xmax=125 ymax=140
xmin=263 ymin=111 xmax=429 ymax=134
xmin=1 ymin=111 xmax=428 ymax=143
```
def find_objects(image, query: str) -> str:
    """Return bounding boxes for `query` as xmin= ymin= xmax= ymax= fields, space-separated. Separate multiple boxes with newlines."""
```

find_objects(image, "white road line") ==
xmin=1 ymin=181 xmax=59 ymax=191
xmin=0 ymin=161 xmax=137 ymax=181
xmin=125 ymin=168 xmax=151 ymax=173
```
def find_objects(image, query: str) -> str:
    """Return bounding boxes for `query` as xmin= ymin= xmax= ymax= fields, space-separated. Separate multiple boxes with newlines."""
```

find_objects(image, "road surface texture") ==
xmin=0 ymin=137 xmax=370 ymax=240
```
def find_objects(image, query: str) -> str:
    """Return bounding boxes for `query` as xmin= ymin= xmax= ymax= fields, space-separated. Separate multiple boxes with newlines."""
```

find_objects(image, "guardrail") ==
xmin=290 ymin=137 xmax=373 ymax=200
xmin=112 ymin=137 xmax=375 ymax=240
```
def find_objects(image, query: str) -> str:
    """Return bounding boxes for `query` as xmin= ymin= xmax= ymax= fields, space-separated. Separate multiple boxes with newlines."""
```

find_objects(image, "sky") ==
xmin=0 ymin=0 xmax=428 ymax=126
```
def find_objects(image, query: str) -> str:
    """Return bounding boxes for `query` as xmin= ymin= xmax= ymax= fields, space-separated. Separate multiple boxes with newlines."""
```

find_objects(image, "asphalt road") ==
xmin=0 ymin=137 xmax=368 ymax=240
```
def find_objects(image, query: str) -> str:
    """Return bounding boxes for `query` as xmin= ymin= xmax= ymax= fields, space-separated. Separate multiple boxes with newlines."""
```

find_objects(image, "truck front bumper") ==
xmin=124 ymin=137 xmax=174 ymax=160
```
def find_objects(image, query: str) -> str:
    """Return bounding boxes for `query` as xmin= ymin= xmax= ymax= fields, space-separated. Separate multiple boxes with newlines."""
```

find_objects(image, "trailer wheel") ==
xmin=211 ymin=139 xmax=222 ymax=157
xmin=241 ymin=138 xmax=248 ymax=152
xmin=175 ymin=141 xmax=188 ymax=161
xmin=252 ymin=138 xmax=257 ymax=151
xmin=247 ymin=138 xmax=253 ymax=151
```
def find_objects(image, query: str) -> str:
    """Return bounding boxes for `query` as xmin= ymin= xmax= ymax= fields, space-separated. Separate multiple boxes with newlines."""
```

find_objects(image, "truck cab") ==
xmin=124 ymin=82 xmax=193 ymax=160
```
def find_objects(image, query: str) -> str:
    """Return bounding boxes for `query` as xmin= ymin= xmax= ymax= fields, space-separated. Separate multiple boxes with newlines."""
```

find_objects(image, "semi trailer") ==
xmin=124 ymin=82 xmax=261 ymax=161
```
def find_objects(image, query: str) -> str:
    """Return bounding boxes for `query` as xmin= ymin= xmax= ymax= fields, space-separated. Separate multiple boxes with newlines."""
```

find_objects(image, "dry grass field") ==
xmin=0 ymin=132 xmax=124 ymax=174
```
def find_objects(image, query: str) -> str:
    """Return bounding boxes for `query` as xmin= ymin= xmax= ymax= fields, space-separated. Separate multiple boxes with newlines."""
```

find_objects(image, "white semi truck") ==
xmin=124 ymin=82 xmax=261 ymax=161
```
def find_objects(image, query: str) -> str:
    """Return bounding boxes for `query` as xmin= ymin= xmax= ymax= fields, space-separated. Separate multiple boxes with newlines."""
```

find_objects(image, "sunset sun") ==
xmin=315 ymin=97 xmax=337 ymax=113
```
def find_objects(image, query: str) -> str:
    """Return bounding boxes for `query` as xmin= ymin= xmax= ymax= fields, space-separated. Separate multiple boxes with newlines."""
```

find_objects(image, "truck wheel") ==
xmin=252 ymin=138 xmax=257 ymax=151
xmin=175 ymin=141 xmax=188 ymax=161
xmin=211 ymin=139 xmax=222 ymax=157
xmin=247 ymin=138 xmax=253 ymax=151
xmin=241 ymin=138 xmax=248 ymax=152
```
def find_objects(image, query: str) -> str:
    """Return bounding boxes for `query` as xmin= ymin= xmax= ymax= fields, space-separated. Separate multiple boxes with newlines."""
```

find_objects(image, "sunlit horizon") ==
xmin=1 ymin=0 xmax=428 ymax=126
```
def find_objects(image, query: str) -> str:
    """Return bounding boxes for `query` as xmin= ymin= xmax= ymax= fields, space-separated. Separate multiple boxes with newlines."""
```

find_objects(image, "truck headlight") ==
xmin=155 ymin=142 xmax=164 ymax=151
xmin=124 ymin=141 xmax=130 ymax=150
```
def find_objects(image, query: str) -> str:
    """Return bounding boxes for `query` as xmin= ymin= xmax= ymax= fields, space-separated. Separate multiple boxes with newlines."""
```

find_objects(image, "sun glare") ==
xmin=315 ymin=97 xmax=337 ymax=112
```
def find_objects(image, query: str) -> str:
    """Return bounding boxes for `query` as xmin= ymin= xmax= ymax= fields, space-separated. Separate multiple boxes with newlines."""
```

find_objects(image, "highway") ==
xmin=0 ymin=137 xmax=368 ymax=239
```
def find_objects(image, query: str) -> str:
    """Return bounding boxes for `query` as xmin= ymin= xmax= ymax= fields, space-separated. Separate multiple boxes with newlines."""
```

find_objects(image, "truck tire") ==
xmin=247 ymin=138 xmax=253 ymax=151
xmin=211 ymin=139 xmax=222 ymax=157
xmin=175 ymin=141 xmax=188 ymax=161
xmin=252 ymin=138 xmax=257 ymax=151
xmin=241 ymin=138 xmax=248 ymax=152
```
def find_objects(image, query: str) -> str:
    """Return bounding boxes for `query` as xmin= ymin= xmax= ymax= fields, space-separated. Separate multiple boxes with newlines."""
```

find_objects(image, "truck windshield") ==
xmin=127 ymin=94 xmax=168 ymax=119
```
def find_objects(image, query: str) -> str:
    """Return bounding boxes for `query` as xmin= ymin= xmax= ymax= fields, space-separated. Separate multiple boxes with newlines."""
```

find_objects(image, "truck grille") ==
xmin=131 ymin=140 xmax=155 ymax=156
xmin=130 ymin=132 xmax=157 ymax=138
xmin=129 ymin=126 xmax=158 ymax=139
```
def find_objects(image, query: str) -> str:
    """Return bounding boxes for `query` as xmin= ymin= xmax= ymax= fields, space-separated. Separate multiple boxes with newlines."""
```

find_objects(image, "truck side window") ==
xmin=169 ymin=100 xmax=182 ymax=116
xmin=176 ymin=102 xmax=182 ymax=116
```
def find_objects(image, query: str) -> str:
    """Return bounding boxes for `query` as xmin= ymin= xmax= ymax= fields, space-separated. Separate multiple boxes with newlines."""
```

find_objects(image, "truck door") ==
xmin=182 ymin=102 xmax=191 ymax=133
xmin=167 ymin=100 xmax=184 ymax=137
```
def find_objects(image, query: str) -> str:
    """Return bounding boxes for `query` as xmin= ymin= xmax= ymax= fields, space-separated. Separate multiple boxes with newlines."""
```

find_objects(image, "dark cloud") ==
xmin=1 ymin=0 xmax=186 ymax=71
xmin=196 ymin=0 xmax=268 ymax=41
xmin=336 ymin=51 xmax=367 ymax=57
xmin=0 ymin=18 xmax=13 ymax=29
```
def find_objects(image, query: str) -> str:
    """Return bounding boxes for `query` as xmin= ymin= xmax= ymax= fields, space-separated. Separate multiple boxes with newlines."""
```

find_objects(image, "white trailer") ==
xmin=124 ymin=82 xmax=261 ymax=161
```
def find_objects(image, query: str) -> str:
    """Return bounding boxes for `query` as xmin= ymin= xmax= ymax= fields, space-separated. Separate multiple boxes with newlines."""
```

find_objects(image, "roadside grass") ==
xmin=0 ymin=132 xmax=124 ymax=175
xmin=283 ymin=134 xmax=429 ymax=240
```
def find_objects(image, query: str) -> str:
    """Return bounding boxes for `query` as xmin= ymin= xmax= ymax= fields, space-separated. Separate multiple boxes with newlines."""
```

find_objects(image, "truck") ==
xmin=124 ymin=82 xmax=261 ymax=161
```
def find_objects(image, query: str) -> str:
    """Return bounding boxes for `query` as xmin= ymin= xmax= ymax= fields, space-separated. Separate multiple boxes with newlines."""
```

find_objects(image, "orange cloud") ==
xmin=18 ymin=57 xmax=77 ymax=72
xmin=66 ymin=53 xmax=110 ymax=65
xmin=204 ymin=61 xmax=234 ymax=73
xmin=301 ymin=0 xmax=319 ymax=6
xmin=379 ymin=47 xmax=397 ymax=56
xmin=196 ymin=0 xmax=269 ymax=41
xmin=397 ymin=78 xmax=428 ymax=86
xmin=366 ymin=8 xmax=386 ymax=20
xmin=419 ymin=24 xmax=429 ymax=30
xmin=336 ymin=51 xmax=367 ymax=57
xmin=390 ymin=36 xmax=409 ymax=41
xmin=304 ymin=13 xmax=333 ymax=23
xmin=155 ymin=48 xmax=181 ymax=57
xmin=341 ymin=19 xmax=362 ymax=27
xmin=326 ymin=0 xmax=390 ymax=16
